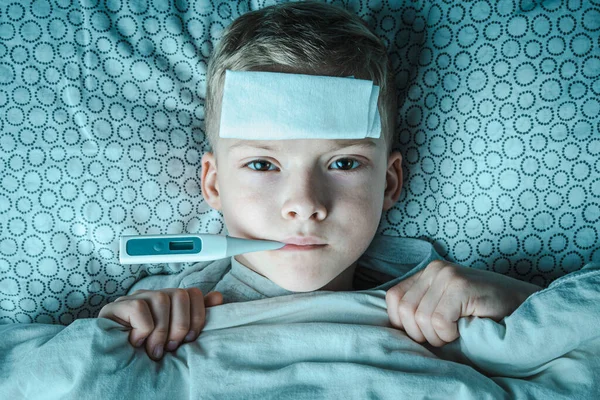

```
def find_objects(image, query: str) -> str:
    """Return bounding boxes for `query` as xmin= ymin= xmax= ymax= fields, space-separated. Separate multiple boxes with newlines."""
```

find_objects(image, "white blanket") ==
xmin=1 ymin=263 xmax=599 ymax=399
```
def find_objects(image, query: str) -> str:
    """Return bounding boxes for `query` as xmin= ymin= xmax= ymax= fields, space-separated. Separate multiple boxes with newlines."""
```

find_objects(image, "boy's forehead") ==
xmin=219 ymin=70 xmax=382 ymax=143
xmin=226 ymin=138 xmax=379 ymax=151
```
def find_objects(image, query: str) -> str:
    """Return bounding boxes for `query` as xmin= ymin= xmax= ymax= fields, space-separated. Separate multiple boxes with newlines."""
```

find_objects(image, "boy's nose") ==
xmin=280 ymin=173 xmax=328 ymax=221
xmin=283 ymin=206 xmax=326 ymax=221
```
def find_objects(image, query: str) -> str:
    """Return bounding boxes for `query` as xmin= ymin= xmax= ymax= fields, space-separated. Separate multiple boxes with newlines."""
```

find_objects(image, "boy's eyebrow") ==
xmin=228 ymin=138 xmax=378 ymax=151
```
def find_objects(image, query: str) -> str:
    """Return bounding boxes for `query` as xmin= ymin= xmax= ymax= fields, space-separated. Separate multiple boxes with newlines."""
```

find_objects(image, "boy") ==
xmin=99 ymin=1 xmax=542 ymax=361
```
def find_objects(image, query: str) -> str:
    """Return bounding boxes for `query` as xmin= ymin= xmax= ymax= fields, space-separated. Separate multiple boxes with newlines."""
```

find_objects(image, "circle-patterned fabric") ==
xmin=0 ymin=0 xmax=599 ymax=325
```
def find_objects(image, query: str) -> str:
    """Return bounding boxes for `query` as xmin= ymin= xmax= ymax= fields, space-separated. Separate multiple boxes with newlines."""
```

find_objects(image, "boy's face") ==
xmin=201 ymin=137 xmax=403 ymax=292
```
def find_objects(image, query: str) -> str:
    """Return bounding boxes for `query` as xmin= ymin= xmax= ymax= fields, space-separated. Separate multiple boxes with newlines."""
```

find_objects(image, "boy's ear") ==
xmin=383 ymin=151 xmax=403 ymax=211
xmin=201 ymin=152 xmax=222 ymax=210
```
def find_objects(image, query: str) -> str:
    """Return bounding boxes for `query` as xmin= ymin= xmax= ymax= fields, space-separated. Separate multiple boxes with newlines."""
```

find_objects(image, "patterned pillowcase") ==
xmin=0 ymin=0 xmax=598 ymax=325
xmin=378 ymin=0 xmax=600 ymax=285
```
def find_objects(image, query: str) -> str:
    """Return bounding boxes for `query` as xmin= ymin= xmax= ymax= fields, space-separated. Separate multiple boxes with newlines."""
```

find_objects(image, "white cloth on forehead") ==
xmin=219 ymin=70 xmax=381 ymax=140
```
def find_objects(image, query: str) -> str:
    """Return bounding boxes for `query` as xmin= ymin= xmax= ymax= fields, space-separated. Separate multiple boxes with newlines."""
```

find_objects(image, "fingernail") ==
xmin=136 ymin=338 xmax=145 ymax=348
xmin=184 ymin=331 xmax=196 ymax=342
xmin=153 ymin=345 xmax=163 ymax=359
xmin=167 ymin=341 xmax=178 ymax=351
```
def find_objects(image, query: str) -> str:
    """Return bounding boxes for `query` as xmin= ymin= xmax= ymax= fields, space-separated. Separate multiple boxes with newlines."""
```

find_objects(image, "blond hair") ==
xmin=204 ymin=0 xmax=397 ymax=154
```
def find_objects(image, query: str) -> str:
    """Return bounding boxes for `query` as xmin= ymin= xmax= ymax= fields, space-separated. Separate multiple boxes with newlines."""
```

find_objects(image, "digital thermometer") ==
xmin=119 ymin=234 xmax=285 ymax=264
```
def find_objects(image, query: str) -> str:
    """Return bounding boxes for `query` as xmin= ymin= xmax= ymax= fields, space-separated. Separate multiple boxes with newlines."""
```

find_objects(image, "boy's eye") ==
xmin=330 ymin=158 xmax=361 ymax=170
xmin=246 ymin=160 xmax=276 ymax=171
xmin=244 ymin=158 xmax=362 ymax=172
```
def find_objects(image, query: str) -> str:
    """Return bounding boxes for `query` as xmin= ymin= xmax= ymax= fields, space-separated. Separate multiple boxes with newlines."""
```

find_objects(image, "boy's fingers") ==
xmin=142 ymin=291 xmax=171 ymax=360
xmin=385 ymin=271 xmax=421 ymax=330
xmin=98 ymin=299 xmax=155 ymax=348
xmin=431 ymin=292 xmax=462 ymax=343
xmin=184 ymin=287 xmax=207 ymax=343
xmin=385 ymin=289 xmax=403 ymax=330
xmin=414 ymin=279 xmax=448 ymax=347
xmin=396 ymin=272 xmax=433 ymax=343
xmin=101 ymin=288 xmax=224 ymax=359
xmin=393 ymin=271 xmax=421 ymax=298
xmin=181 ymin=290 xmax=224 ymax=344
xmin=125 ymin=300 xmax=156 ymax=347
xmin=163 ymin=289 xmax=191 ymax=351
xmin=205 ymin=291 xmax=223 ymax=307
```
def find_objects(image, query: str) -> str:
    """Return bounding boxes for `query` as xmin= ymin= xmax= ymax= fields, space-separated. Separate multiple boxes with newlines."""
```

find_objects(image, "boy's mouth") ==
xmin=280 ymin=244 xmax=327 ymax=251
xmin=279 ymin=236 xmax=327 ymax=251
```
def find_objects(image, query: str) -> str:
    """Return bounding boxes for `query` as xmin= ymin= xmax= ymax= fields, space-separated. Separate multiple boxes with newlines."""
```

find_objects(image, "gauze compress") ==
xmin=219 ymin=69 xmax=381 ymax=140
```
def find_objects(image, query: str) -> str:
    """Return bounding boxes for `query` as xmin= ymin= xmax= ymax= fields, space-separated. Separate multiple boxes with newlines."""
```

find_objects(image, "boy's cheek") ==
xmin=221 ymin=194 xmax=274 ymax=235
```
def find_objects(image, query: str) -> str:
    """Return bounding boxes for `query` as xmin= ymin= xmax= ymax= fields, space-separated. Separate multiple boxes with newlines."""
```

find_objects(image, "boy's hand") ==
xmin=385 ymin=260 xmax=542 ymax=347
xmin=98 ymin=288 xmax=223 ymax=360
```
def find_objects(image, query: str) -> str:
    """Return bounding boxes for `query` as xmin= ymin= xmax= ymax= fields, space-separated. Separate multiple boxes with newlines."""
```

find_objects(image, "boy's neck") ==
xmin=320 ymin=261 xmax=358 ymax=291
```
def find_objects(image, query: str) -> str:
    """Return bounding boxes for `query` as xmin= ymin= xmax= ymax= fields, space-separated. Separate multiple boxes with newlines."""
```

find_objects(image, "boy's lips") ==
xmin=279 ymin=236 xmax=327 ymax=251
xmin=279 ymin=244 xmax=327 ymax=251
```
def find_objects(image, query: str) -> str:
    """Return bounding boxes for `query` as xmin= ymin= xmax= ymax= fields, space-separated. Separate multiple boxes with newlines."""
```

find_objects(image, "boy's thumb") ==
xmin=205 ymin=291 xmax=223 ymax=307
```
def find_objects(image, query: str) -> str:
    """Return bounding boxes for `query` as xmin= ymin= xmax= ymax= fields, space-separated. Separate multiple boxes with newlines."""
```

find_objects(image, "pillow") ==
xmin=379 ymin=0 xmax=599 ymax=286
xmin=0 ymin=0 xmax=598 ymax=325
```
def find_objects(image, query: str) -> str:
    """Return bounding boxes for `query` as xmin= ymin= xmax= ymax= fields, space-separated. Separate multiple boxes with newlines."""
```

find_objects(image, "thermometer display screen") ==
xmin=126 ymin=237 xmax=202 ymax=255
